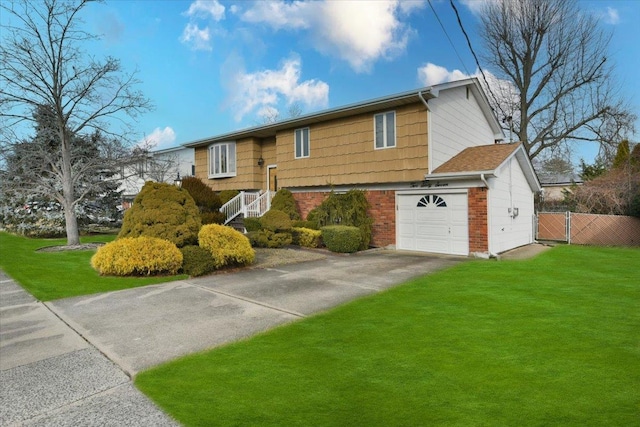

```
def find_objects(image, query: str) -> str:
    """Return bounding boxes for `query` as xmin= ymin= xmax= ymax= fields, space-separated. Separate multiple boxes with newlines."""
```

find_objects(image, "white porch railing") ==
xmin=221 ymin=191 xmax=273 ymax=224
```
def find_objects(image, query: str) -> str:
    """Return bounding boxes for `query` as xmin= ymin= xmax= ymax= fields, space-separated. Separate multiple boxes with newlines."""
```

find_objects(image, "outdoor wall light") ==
xmin=258 ymin=157 xmax=265 ymax=167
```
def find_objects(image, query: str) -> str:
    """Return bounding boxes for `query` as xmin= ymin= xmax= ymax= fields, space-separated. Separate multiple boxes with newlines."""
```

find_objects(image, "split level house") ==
xmin=185 ymin=77 xmax=541 ymax=257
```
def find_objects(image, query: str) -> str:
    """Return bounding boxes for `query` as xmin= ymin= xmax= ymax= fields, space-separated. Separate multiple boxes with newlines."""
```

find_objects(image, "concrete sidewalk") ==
xmin=0 ymin=271 xmax=178 ymax=426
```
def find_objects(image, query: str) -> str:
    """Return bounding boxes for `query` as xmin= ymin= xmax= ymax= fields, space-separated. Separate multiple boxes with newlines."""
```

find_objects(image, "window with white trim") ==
xmin=208 ymin=142 xmax=236 ymax=178
xmin=295 ymin=127 xmax=310 ymax=158
xmin=374 ymin=111 xmax=396 ymax=149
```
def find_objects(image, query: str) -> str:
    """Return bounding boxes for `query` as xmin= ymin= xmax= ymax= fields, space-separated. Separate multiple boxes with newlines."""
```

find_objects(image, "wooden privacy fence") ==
xmin=536 ymin=212 xmax=640 ymax=246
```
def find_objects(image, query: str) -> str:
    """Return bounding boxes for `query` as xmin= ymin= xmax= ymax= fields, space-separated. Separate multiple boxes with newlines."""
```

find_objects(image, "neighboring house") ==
xmin=119 ymin=146 xmax=195 ymax=209
xmin=184 ymin=78 xmax=541 ymax=257
xmin=539 ymin=173 xmax=582 ymax=201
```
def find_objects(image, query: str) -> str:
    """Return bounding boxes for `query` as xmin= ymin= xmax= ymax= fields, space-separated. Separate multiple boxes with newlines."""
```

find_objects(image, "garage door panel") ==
xmin=397 ymin=192 xmax=469 ymax=255
xmin=416 ymin=225 xmax=448 ymax=237
xmin=416 ymin=210 xmax=446 ymax=222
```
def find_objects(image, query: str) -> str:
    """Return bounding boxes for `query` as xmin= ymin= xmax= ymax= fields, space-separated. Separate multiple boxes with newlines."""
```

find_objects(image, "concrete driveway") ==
xmin=1 ymin=248 xmax=464 ymax=425
xmin=48 ymin=250 xmax=463 ymax=376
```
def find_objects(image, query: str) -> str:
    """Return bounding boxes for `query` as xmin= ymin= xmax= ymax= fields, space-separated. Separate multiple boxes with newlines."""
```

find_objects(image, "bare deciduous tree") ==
xmin=0 ymin=0 xmax=152 ymax=245
xmin=478 ymin=0 xmax=636 ymax=160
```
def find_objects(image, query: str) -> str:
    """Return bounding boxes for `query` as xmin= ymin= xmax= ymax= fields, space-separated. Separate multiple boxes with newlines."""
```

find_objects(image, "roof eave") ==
xmin=424 ymin=170 xmax=497 ymax=181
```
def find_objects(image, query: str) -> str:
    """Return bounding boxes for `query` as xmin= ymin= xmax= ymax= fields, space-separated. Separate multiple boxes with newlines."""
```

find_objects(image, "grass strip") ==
xmin=0 ymin=232 xmax=185 ymax=301
xmin=136 ymin=245 xmax=640 ymax=426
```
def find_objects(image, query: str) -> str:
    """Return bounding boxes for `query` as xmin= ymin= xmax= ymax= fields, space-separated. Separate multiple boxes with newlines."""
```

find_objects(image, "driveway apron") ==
xmin=2 ymin=249 xmax=464 ymax=425
xmin=48 ymin=250 xmax=463 ymax=376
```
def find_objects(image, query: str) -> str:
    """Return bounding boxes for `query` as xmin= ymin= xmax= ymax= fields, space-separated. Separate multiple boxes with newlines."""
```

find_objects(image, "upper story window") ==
xmin=374 ymin=111 xmax=396 ymax=149
xmin=209 ymin=142 xmax=236 ymax=178
xmin=295 ymin=127 xmax=310 ymax=158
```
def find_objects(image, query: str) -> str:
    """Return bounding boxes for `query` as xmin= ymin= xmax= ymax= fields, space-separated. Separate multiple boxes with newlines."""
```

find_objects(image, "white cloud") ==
xmin=180 ymin=1 xmax=225 ymax=51
xmin=459 ymin=0 xmax=494 ymax=15
xmin=417 ymin=63 xmax=520 ymax=124
xmin=417 ymin=63 xmax=470 ymax=87
xmin=139 ymin=127 xmax=177 ymax=150
xmin=241 ymin=1 xmax=309 ymax=30
xmin=180 ymin=23 xmax=211 ymax=51
xmin=603 ymin=7 xmax=620 ymax=25
xmin=184 ymin=0 xmax=225 ymax=21
xmin=226 ymin=56 xmax=329 ymax=122
xmin=240 ymin=0 xmax=423 ymax=73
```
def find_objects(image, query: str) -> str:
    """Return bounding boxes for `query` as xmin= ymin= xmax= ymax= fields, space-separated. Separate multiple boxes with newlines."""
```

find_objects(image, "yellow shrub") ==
xmin=198 ymin=224 xmax=255 ymax=268
xmin=292 ymin=227 xmax=322 ymax=248
xmin=91 ymin=237 xmax=183 ymax=276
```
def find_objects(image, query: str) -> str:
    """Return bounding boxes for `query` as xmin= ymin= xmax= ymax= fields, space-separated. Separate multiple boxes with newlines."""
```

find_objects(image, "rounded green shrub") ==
xmin=181 ymin=177 xmax=222 ymax=211
xmin=260 ymin=209 xmax=292 ymax=232
xmin=292 ymin=219 xmax=319 ymax=230
xmin=321 ymin=225 xmax=362 ymax=253
xmin=243 ymin=217 xmax=262 ymax=232
xmin=91 ymin=236 xmax=182 ymax=276
xmin=246 ymin=230 xmax=292 ymax=248
xmin=198 ymin=224 xmax=255 ymax=268
xmin=180 ymin=245 xmax=217 ymax=277
xmin=292 ymin=227 xmax=322 ymax=248
xmin=181 ymin=177 xmax=225 ymax=225
xmin=270 ymin=189 xmax=300 ymax=220
xmin=201 ymin=211 xmax=226 ymax=225
xmin=118 ymin=182 xmax=201 ymax=247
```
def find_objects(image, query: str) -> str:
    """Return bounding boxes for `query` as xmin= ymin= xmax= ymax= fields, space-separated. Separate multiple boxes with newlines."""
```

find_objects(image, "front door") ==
xmin=268 ymin=166 xmax=278 ymax=192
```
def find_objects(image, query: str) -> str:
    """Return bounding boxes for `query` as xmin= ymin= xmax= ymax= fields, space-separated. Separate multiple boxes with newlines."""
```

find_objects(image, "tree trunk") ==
xmin=61 ymin=132 xmax=81 ymax=246
xmin=63 ymin=200 xmax=80 ymax=245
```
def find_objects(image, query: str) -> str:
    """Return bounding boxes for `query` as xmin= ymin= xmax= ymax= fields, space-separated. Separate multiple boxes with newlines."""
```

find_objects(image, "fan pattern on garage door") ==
xmin=417 ymin=195 xmax=447 ymax=207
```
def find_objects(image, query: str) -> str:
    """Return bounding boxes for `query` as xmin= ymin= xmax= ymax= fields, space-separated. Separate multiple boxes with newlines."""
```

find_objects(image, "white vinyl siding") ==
xmin=430 ymin=87 xmax=497 ymax=170
xmin=374 ymin=111 xmax=396 ymax=149
xmin=488 ymin=158 xmax=535 ymax=253
xmin=208 ymin=142 xmax=236 ymax=178
xmin=295 ymin=127 xmax=310 ymax=158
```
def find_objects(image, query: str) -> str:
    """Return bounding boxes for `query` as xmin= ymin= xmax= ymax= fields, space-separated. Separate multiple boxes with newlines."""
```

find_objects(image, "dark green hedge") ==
xmin=321 ymin=225 xmax=362 ymax=253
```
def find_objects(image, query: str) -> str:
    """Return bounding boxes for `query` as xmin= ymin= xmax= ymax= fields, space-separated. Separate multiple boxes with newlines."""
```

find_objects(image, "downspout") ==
xmin=480 ymin=173 xmax=489 ymax=189
xmin=418 ymin=91 xmax=433 ymax=173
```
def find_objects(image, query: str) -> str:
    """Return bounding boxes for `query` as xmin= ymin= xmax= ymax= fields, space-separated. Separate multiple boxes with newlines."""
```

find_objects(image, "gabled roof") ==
xmin=183 ymin=77 xmax=502 ymax=148
xmin=426 ymin=142 xmax=541 ymax=192
xmin=433 ymin=143 xmax=524 ymax=174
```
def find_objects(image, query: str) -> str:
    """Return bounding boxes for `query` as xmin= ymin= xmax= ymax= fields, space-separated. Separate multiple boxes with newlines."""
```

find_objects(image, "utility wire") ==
xmin=448 ymin=0 xmax=503 ymax=116
xmin=427 ymin=0 xmax=470 ymax=76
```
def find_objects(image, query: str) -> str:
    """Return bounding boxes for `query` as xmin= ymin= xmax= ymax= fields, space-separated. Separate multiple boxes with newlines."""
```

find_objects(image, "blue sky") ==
xmin=77 ymin=0 xmax=640 ymax=162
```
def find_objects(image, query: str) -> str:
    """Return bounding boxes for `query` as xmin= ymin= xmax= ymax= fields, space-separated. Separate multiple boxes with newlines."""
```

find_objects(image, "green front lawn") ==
xmin=136 ymin=245 xmax=640 ymax=426
xmin=0 ymin=232 xmax=186 ymax=301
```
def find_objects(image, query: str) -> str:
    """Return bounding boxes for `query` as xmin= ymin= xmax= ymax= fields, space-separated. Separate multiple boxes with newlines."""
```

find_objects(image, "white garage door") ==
xmin=397 ymin=192 xmax=469 ymax=255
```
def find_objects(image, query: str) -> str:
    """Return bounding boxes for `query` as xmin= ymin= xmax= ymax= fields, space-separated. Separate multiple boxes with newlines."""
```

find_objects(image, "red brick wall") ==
xmin=293 ymin=192 xmax=326 ymax=220
xmin=292 ymin=190 xmax=396 ymax=248
xmin=468 ymin=187 xmax=488 ymax=253
xmin=366 ymin=190 xmax=396 ymax=247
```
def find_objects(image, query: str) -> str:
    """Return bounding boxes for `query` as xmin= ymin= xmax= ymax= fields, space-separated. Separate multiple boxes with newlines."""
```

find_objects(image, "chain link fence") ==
xmin=536 ymin=212 xmax=640 ymax=246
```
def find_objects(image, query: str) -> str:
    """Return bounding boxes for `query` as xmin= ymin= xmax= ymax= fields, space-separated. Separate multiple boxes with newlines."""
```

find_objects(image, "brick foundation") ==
xmin=292 ymin=190 xmax=396 ymax=248
xmin=468 ymin=187 xmax=488 ymax=253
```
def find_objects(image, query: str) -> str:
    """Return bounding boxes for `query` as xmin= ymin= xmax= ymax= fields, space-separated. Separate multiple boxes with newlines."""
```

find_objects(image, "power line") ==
xmin=427 ymin=0 xmax=470 ymax=76
xmin=448 ymin=0 xmax=503 ymax=116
